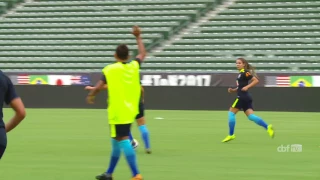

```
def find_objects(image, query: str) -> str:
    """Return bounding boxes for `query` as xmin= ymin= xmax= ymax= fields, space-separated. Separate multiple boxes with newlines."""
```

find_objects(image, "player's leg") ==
xmin=136 ymin=102 xmax=151 ymax=154
xmin=0 ymin=128 xmax=7 ymax=160
xmin=244 ymin=102 xmax=274 ymax=138
xmin=129 ymin=132 xmax=134 ymax=143
xmin=116 ymin=124 xmax=142 ymax=180
xmin=96 ymin=125 xmax=121 ymax=180
xmin=222 ymin=98 xmax=240 ymax=142
xmin=96 ymin=124 xmax=142 ymax=180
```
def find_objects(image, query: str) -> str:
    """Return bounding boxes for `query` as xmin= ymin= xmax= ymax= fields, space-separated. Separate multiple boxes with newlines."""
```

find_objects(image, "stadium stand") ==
xmin=0 ymin=0 xmax=319 ymax=73
xmin=152 ymin=0 xmax=320 ymax=72
xmin=0 ymin=0 xmax=219 ymax=73
xmin=0 ymin=0 xmax=24 ymax=15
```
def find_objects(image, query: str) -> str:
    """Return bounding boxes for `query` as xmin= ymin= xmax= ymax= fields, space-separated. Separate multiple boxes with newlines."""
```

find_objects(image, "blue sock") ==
xmin=129 ymin=132 xmax=134 ymax=142
xmin=248 ymin=114 xmax=268 ymax=130
xmin=139 ymin=125 xmax=150 ymax=149
xmin=119 ymin=139 xmax=139 ymax=177
xmin=106 ymin=139 xmax=121 ymax=175
xmin=228 ymin=111 xmax=236 ymax=135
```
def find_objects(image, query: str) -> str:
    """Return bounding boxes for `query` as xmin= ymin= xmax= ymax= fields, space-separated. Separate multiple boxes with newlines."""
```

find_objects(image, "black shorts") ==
xmin=110 ymin=124 xmax=131 ymax=138
xmin=0 ymin=128 xmax=7 ymax=160
xmin=135 ymin=101 xmax=145 ymax=119
xmin=231 ymin=97 xmax=253 ymax=112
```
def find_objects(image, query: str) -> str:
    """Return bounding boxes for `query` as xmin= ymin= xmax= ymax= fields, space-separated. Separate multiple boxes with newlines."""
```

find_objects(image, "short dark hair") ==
xmin=116 ymin=44 xmax=129 ymax=60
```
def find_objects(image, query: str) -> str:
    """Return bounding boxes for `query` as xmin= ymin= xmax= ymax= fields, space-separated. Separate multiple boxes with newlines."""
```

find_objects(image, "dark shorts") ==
xmin=0 ymin=128 xmax=7 ymax=160
xmin=110 ymin=124 xmax=131 ymax=138
xmin=135 ymin=101 xmax=145 ymax=119
xmin=231 ymin=97 xmax=253 ymax=112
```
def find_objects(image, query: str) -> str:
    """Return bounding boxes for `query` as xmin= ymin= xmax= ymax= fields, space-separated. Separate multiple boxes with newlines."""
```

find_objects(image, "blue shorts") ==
xmin=135 ymin=101 xmax=144 ymax=119
xmin=231 ymin=97 xmax=253 ymax=112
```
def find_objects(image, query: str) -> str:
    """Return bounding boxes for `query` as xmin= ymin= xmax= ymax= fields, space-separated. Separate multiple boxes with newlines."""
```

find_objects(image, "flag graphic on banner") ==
xmin=29 ymin=75 xmax=48 ymax=85
xmin=312 ymin=76 xmax=320 ymax=87
xmin=71 ymin=75 xmax=91 ymax=85
xmin=48 ymin=75 xmax=72 ymax=86
xmin=17 ymin=75 xmax=30 ymax=85
xmin=290 ymin=76 xmax=312 ymax=87
xmin=264 ymin=76 xmax=277 ymax=87
xmin=9 ymin=75 xmax=18 ymax=85
xmin=276 ymin=76 xmax=290 ymax=87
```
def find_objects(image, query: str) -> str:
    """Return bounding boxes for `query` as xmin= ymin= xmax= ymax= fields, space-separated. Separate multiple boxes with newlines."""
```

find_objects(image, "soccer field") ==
xmin=1 ymin=109 xmax=319 ymax=180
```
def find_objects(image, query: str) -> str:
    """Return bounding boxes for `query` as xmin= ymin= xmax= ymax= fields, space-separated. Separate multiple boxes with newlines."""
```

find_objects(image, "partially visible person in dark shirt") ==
xmin=0 ymin=71 xmax=26 ymax=160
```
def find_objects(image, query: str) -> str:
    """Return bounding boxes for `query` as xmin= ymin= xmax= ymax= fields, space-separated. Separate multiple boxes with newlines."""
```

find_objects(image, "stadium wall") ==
xmin=8 ymin=86 xmax=318 ymax=112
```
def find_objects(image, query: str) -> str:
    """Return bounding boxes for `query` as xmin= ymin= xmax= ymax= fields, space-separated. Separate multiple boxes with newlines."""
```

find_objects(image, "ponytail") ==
xmin=247 ymin=63 xmax=258 ymax=78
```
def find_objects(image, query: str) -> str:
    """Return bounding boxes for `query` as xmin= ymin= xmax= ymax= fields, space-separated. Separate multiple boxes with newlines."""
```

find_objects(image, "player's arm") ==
xmin=246 ymin=76 xmax=259 ymax=89
xmin=242 ymin=71 xmax=259 ymax=91
xmin=4 ymin=76 xmax=26 ymax=133
xmin=228 ymin=87 xmax=237 ymax=93
xmin=86 ymin=74 xmax=107 ymax=104
xmin=141 ymin=86 xmax=145 ymax=102
xmin=132 ymin=25 xmax=146 ymax=62
xmin=85 ymin=85 xmax=107 ymax=90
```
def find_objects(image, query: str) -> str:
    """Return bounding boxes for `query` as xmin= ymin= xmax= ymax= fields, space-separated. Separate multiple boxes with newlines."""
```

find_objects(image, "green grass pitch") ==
xmin=1 ymin=109 xmax=319 ymax=180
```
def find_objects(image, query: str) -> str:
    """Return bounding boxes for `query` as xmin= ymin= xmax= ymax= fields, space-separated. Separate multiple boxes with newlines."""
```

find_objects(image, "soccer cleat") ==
xmin=131 ymin=139 xmax=139 ymax=149
xmin=222 ymin=134 xmax=236 ymax=142
xmin=131 ymin=140 xmax=136 ymax=147
xmin=267 ymin=124 xmax=275 ymax=138
xmin=95 ymin=173 xmax=113 ymax=180
xmin=131 ymin=174 xmax=143 ymax=180
xmin=145 ymin=149 xmax=152 ymax=154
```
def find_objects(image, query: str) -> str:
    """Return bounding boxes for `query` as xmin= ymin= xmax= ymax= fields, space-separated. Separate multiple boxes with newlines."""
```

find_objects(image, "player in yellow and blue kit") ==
xmin=87 ymin=26 xmax=145 ymax=180
xmin=222 ymin=58 xmax=275 ymax=143
xmin=85 ymin=84 xmax=151 ymax=154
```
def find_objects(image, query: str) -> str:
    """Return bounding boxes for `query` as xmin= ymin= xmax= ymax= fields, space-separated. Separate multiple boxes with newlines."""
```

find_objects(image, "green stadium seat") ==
xmin=0 ymin=16 xmax=191 ymax=23
xmin=229 ymin=2 xmax=320 ymax=9
xmin=0 ymin=57 xmax=114 ymax=63
xmin=199 ymin=25 xmax=320 ymax=33
xmin=219 ymin=7 xmax=320 ymax=15
xmin=17 ymin=4 xmax=208 ymax=13
xmin=182 ymin=32 xmax=319 ymax=39
xmin=0 ymin=21 xmax=181 ymax=28
xmin=202 ymin=19 xmax=320 ymax=26
xmin=147 ymin=0 xmax=318 ymax=72
xmin=0 ymin=27 xmax=173 ymax=40
xmin=214 ymin=13 xmax=320 ymax=21
xmin=0 ymin=2 xmax=6 ymax=15
xmin=1 ymin=0 xmax=319 ymax=73
xmin=27 ymin=0 xmax=216 ymax=7
xmin=0 ymin=39 xmax=154 ymax=46
xmin=0 ymin=51 xmax=116 ymax=57
xmin=163 ymin=44 xmax=320 ymax=51
xmin=173 ymin=38 xmax=320 ymax=45
xmin=0 ymin=45 xmax=139 ymax=51
xmin=0 ymin=0 xmax=219 ymax=73
xmin=7 ymin=10 xmax=199 ymax=19
xmin=0 ymin=0 xmax=25 ymax=15
xmin=0 ymin=33 xmax=164 ymax=40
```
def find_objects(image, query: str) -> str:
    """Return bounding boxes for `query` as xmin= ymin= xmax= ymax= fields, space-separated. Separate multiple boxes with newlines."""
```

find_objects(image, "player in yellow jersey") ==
xmin=87 ymin=26 xmax=145 ymax=180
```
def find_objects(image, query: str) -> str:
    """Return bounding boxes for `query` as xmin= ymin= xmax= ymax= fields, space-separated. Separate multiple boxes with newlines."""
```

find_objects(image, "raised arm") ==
xmin=132 ymin=25 xmax=146 ymax=62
